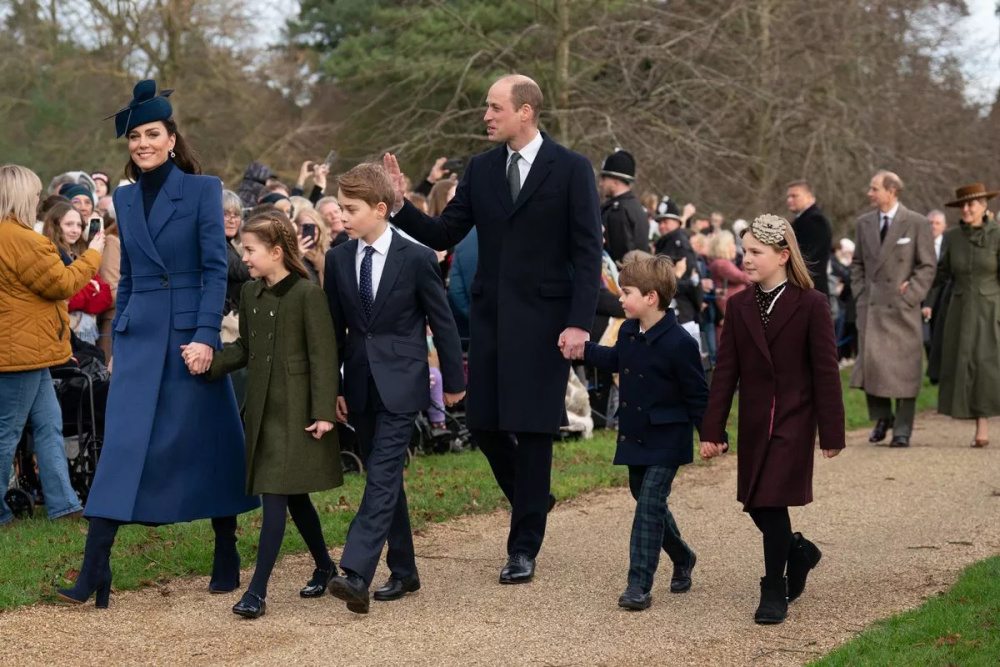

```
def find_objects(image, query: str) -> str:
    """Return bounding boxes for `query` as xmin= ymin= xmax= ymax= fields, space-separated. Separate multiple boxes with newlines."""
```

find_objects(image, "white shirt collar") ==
xmin=507 ymin=131 xmax=543 ymax=165
xmin=881 ymin=202 xmax=899 ymax=221
xmin=358 ymin=225 xmax=393 ymax=256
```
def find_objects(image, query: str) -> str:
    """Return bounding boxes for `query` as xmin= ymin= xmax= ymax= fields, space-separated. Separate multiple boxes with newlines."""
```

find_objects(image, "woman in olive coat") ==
xmin=931 ymin=184 xmax=1000 ymax=447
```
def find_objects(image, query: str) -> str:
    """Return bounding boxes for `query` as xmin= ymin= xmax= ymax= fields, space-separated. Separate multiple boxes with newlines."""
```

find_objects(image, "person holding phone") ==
xmin=294 ymin=207 xmax=329 ymax=286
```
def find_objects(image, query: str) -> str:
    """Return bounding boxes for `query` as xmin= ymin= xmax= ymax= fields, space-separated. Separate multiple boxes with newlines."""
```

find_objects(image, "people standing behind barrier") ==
xmin=786 ymin=180 xmax=832 ymax=297
xmin=295 ymin=206 xmax=331 ymax=286
xmin=317 ymin=196 xmax=349 ymax=249
xmin=701 ymin=214 xmax=844 ymax=625
xmin=708 ymin=230 xmax=751 ymax=341
xmin=928 ymin=184 xmax=1000 ymax=449
xmin=850 ymin=171 xmax=936 ymax=448
xmin=0 ymin=164 xmax=105 ymax=526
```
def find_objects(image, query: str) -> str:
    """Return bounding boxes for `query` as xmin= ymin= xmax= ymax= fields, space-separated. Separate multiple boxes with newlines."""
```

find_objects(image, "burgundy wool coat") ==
xmin=700 ymin=284 xmax=845 ymax=510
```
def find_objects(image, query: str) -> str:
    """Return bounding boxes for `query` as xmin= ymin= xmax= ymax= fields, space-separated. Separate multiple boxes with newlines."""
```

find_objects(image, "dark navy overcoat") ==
xmin=83 ymin=166 xmax=259 ymax=523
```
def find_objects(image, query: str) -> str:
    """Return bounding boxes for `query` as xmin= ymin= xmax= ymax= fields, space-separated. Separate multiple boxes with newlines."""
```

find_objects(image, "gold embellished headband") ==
xmin=748 ymin=214 xmax=789 ymax=246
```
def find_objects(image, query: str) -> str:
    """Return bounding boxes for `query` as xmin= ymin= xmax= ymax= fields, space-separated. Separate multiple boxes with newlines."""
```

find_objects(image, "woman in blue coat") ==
xmin=58 ymin=81 xmax=259 ymax=607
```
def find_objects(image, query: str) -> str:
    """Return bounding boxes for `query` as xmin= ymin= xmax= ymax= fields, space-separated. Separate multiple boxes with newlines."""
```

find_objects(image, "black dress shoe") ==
xmin=670 ymin=551 xmax=696 ymax=593
xmin=300 ymin=565 xmax=337 ymax=598
xmin=787 ymin=533 xmax=821 ymax=603
xmin=232 ymin=591 xmax=266 ymax=619
xmin=373 ymin=574 xmax=421 ymax=601
xmin=328 ymin=573 xmax=370 ymax=614
xmin=754 ymin=576 xmax=788 ymax=625
xmin=889 ymin=436 xmax=910 ymax=448
xmin=499 ymin=553 xmax=535 ymax=584
xmin=869 ymin=417 xmax=894 ymax=443
xmin=618 ymin=585 xmax=651 ymax=610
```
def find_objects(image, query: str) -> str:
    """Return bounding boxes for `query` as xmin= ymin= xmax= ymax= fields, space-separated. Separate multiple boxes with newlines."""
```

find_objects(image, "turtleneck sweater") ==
xmin=139 ymin=158 xmax=175 ymax=220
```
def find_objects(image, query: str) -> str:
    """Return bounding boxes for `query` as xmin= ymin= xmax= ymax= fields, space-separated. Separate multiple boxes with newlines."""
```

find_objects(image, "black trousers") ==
xmin=473 ymin=429 xmax=553 ymax=557
xmin=340 ymin=377 xmax=417 ymax=586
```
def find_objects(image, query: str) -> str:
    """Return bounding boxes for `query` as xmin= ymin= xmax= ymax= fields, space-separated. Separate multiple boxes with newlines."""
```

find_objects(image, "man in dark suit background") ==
xmin=786 ymin=179 xmax=832 ymax=296
xmin=383 ymin=74 xmax=603 ymax=584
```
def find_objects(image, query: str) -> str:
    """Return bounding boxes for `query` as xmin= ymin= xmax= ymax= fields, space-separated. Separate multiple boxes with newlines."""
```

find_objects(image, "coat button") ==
xmin=253 ymin=308 xmax=258 ymax=314
xmin=639 ymin=374 xmax=644 ymax=379
xmin=251 ymin=331 xmax=257 ymax=337
xmin=266 ymin=356 xmax=271 ymax=363
xmin=624 ymin=368 xmax=630 ymax=374
xmin=622 ymin=401 xmax=628 ymax=408
xmin=619 ymin=435 xmax=625 ymax=442
xmin=270 ymin=311 xmax=275 ymax=317
xmin=637 ymin=406 xmax=642 ymax=412
xmin=268 ymin=333 xmax=273 ymax=340
xmin=366 ymin=333 xmax=373 ymax=339
xmin=637 ymin=438 xmax=644 ymax=444
xmin=250 ymin=353 xmax=255 ymax=360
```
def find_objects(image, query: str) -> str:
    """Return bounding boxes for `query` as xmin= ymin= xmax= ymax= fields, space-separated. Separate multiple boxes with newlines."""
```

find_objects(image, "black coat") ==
xmin=584 ymin=311 xmax=708 ymax=467
xmin=225 ymin=240 xmax=251 ymax=313
xmin=391 ymin=132 xmax=604 ymax=434
xmin=655 ymin=229 xmax=701 ymax=324
xmin=792 ymin=204 xmax=832 ymax=295
xmin=602 ymin=190 xmax=649 ymax=262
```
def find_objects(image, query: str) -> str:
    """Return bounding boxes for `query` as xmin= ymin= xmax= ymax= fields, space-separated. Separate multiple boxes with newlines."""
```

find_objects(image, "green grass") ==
xmin=811 ymin=556 xmax=1000 ymax=667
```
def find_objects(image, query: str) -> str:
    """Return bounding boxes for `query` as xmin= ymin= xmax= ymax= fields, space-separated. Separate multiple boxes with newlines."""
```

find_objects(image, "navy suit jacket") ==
xmin=584 ymin=312 xmax=708 ymax=467
xmin=324 ymin=231 xmax=464 ymax=415
xmin=391 ymin=131 xmax=604 ymax=434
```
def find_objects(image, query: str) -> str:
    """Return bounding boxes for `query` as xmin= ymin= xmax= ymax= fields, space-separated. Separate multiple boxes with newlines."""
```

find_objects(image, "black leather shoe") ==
xmin=869 ymin=418 xmax=894 ymax=443
xmin=232 ymin=591 xmax=266 ymax=619
xmin=499 ymin=553 xmax=535 ymax=584
xmin=618 ymin=585 xmax=651 ymax=610
xmin=787 ymin=533 xmax=821 ymax=603
xmin=889 ymin=436 xmax=910 ymax=448
xmin=300 ymin=565 xmax=337 ymax=598
xmin=754 ymin=576 xmax=788 ymax=625
xmin=670 ymin=551 xmax=696 ymax=593
xmin=328 ymin=573 xmax=370 ymax=614
xmin=373 ymin=574 xmax=421 ymax=601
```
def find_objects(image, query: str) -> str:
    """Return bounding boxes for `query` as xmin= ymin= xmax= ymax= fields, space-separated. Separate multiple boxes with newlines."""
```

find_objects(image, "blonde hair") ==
xmin=739 ymin=216 xmax=814 ymax=290
xmin=295 ymin=206 xmax=331 ymax=252
xmin=709 ymin=230 xmax=737 ymax=260
xmin=289 ymin=195 xmax=313 ymax=215
xmin=242 ymin=210 xmax=311 ymax=280
xmin=0 ymin=164 xmax=43 ymax=229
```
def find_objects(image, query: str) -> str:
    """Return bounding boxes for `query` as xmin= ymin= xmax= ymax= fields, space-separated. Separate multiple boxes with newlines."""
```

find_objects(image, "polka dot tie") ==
xmin=360 ymin=245 xmax=375 ymax=319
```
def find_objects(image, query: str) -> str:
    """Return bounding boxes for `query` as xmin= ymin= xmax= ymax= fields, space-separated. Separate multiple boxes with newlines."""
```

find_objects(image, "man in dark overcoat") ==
xmin=786 ymin=179 xmax=832 ymax=296
xmin=384 ymin=74 xmax=603 ymax=584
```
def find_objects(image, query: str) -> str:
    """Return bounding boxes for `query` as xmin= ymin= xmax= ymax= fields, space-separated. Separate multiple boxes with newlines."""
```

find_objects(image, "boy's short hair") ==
xmin=337 ymin=162 xmax=396 ymax=211
xmin=619 ymin=255 xmax=677 ymax=312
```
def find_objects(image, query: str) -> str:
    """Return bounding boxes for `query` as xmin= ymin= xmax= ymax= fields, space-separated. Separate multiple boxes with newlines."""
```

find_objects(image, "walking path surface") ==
xmin=3 ymin=412 xmax=998 ymax=666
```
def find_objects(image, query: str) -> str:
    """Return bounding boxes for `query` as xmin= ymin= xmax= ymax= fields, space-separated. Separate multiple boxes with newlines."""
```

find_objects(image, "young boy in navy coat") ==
xmin=575 ymin=255 xmax=711 ymax=610
xmin=324 ymin=163 xmax=465 ymax=613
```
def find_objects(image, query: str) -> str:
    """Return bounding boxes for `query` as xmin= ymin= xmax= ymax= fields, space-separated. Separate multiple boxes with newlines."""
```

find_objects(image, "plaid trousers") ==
xmin=628 ymin=465 xmax=693 ymax=593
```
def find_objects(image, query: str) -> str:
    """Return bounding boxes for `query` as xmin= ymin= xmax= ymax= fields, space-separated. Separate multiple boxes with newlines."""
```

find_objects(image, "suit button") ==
xmin=639 ymin=374 xmax=644 ymax=379
xmin=253 ymin=308 xmax=258 ymax=314
xmin=250 ymin=353 xmax=255 ymax=360
xmin=269 ymin=311 xmax=275 ymax=317
xmin=366 ymin=333 xmax=373 ymax=339
xmin=619 ymin=435 xmax=625 ymax=442
xmin=268 ymin=333 xmax=273 ymax=340
xmin=637 ymin=406 xmax=642 ymax=412
xmin=622 ymin=401 xmax=628 ymax=408
xmin=624 ymin=368 xmax=630 ymax=374
xmin=637 ymin=438 xmax=644 ymax=444
xmin=251 ymin=331 xmax=257 ymax=337
xmin=266 ymin=356 xmax=271 ymax=363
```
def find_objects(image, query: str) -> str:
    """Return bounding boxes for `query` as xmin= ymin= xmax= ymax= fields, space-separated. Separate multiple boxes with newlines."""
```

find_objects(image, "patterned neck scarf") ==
xmin=754 ymin=281 xmax=787 ymax=330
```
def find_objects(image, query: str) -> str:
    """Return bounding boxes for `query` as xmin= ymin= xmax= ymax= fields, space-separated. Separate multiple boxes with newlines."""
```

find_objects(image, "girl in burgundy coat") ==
xmin=700 ymin=214 xmax=845 ymax=625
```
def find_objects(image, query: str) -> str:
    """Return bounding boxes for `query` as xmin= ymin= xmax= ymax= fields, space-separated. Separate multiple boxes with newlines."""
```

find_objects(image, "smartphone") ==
xmin=300 ymin=223 xmax=317 ymax=243
xmin=443 ymin=157 xmax=465 ymax=172
xmin=323 ymin=150 xmax=338 ymax=168
xmin=306 ymin=161 xmax=315 ymax=171
xmin=88 ymin=216 xmax=103 ymax=239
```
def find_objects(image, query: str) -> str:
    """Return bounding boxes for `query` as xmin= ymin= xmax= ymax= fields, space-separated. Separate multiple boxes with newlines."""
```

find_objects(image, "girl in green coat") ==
xmin=199 ymin=211 xmax=343 ymax=618
xmin=931 ymin=184 xmax=1000 ymax=448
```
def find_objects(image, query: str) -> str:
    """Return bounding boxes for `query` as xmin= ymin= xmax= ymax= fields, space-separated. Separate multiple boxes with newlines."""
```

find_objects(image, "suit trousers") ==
xmin=473 ymin=429 xmax=553 ymax=557
xmin=340 ymin=377 xmax=417 ymax=586
xmin=627 ymin=465 xmax=692 ymax=593
xmin=866 ymin=394 xmax=916 ymax=438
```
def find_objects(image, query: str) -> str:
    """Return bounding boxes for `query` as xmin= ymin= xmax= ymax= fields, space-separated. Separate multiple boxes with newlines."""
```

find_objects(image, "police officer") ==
xmin=653 ymin=197 xmax=703 ymax=346
xmin=600 ymin=150 xmax=649 ymax=263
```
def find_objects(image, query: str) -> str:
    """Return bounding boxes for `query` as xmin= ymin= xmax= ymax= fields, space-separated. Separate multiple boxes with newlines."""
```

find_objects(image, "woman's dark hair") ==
xmin=124 ymin=117 xmax=202 ymax=181
xmin=43 ymin=203 xmax=88 ymax=257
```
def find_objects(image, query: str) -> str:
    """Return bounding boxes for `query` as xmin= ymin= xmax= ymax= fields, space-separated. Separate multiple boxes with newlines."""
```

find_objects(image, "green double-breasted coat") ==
xmin=932 ymin=220 xmax=1000 ymax=419
xmin=209 ymin=272 xmax=342 ymax=494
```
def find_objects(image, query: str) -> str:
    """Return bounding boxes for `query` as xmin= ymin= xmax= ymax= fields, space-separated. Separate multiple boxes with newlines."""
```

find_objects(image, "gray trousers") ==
xmin=866 ymin=394 xmax=916 ymax=438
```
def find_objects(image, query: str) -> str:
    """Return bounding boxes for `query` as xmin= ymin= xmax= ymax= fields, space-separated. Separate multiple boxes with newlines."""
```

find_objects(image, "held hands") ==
xmin=558 ymin=327 xmax=589 ymax=361
xmin=382 ymin=153 xmax=408 ymax=215
xmin=444 ymin=391 xmax=466 ymax=407
xmin=305 ymin=420 xmax=334 ymax=440
xmin=180 ymin=343 xmax=214 ymax=375
xmin=699 ymin=442 xmax=727 ymax=460
xmin=336 ymin=396 xmax=349 ymax=424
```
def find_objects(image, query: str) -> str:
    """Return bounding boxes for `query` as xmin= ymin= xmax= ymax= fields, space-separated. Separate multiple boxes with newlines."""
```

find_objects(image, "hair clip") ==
xmin=750 ymin=214 xmax=789 ymax=246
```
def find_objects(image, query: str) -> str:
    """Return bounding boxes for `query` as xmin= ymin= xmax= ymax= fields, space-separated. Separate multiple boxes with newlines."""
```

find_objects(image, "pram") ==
xmin=3 ymin=366 xmax=104 ymax=519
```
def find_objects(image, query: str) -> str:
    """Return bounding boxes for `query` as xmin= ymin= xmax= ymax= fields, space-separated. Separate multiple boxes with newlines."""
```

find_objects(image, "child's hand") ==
xmin=336 ymin=397 xmax=349 ymax=424
xmin=444 ymin=391 xmax=466 ymax=407
xmin=305 ymin=420 xmax=334 ymax=440
xmin=700 ymin=441 xmax=724 ymax=459
xmin=822 ymin=448 xmax=842 ymax=459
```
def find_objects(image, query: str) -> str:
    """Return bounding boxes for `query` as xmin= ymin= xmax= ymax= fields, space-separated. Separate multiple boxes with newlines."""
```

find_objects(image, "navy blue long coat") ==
xmin=391 ymin=132 xmax=604 ymax=434
xmin=84 ymin=166 xmax=259 ymax=523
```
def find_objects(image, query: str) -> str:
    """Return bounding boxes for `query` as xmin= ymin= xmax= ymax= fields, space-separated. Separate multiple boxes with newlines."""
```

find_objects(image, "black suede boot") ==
xmin=56 ymin=518 xmax=119 ymax=608
xmin=787 ymin=532 xmax=822 ymax=603
xmin=209 ymin=516 xmax=241 ymax=593
xmin=754 ymin=576 xmax=788 ymax=625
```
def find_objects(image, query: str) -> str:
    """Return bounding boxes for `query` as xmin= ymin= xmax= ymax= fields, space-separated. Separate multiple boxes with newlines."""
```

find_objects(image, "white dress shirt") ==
xmin=880 ymin=202 xmax=900 ymax=230
xmin=934 ymin=234 xmax=943 ymax=260
xmin=356 ymin=225 xmax=393 ymax=298
xmin=506 ymin=131 xmax=543 ymax=188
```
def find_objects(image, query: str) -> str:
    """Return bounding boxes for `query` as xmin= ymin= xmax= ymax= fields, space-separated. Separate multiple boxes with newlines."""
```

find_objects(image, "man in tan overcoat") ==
xmin=850 ymin=171 xmax=937 ymax=447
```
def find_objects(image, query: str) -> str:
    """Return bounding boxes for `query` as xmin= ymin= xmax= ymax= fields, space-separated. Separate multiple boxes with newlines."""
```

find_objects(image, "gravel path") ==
xmin=3 ymin=412 xmax=999 ymax=666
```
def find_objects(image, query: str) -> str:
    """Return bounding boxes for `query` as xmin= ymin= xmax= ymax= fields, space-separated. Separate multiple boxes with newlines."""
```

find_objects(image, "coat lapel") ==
xmin=339 ymin=239 xmax=364 ymax=322
xmin=510 ymin=133 xmax=555 ymax=217
xmin=368 ymin=233 xmax=407 ymax=325
xmin=122 ymin=184 xmax=167 ymax=270
xmin=147 ymin=167 xmax=183 ymax=241
xmin=741 ymin=292 xmax=773 ymax=366
xmin=490 ymin=146 xmax=514 ymax=216
xmin=764 ymin=283 xmax=801 ymax=344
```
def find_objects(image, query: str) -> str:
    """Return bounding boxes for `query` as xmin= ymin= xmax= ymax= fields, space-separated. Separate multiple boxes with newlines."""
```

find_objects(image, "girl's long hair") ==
xmin=241 ymin=210 xmax=310 ymax=279
xmin=124 ymin=117 xmax=201 ymax=182
xmin=740 ymin=218 xmax=815 ymax=290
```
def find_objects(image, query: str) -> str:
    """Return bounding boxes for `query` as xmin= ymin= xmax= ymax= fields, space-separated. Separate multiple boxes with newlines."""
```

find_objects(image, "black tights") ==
xmin=748 ymin=507 xmax=792 ymax=580
xmin=248 ymin=493 xmax=333 ymax=598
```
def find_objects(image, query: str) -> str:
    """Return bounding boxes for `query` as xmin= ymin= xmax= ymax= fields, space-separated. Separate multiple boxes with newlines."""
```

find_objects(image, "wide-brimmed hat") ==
xmin=945 ymin=183 xmax=1000 ymax=208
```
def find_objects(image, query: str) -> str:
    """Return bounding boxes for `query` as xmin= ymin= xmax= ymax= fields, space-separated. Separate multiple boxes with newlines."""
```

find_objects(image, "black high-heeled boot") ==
xmin=56 ymin=517 xmax=118 ymax=608
xmin=209 ymin=516 xmax=241 ymax=593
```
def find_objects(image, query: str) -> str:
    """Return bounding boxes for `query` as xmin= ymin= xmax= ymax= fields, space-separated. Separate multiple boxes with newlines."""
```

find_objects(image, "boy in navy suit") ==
xmin=324 ymin=163 xmax=465 ymax=614
xmin=575 ymin=255 xmax=710 ymax=611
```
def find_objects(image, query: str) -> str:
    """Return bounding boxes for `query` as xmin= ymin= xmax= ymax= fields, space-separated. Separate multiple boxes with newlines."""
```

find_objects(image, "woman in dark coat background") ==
xmin=701 ymin=215 xmax=844 ymax=625
xmin=57 ymin=81 xmax=259 ymax=608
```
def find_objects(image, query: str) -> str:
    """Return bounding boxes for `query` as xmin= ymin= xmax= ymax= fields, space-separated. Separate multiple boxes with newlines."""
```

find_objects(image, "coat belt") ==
xmin=132 ymin=270 xmax=203 ymax=292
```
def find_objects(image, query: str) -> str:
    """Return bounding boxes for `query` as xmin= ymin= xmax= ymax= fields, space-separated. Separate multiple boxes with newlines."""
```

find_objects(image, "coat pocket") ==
xmin=114 ymin=314 xmax=130 ymax=333
xmin=173 ymin=311 xmax=198 ymax=330
xmin=287 ymin=359 xmax=309 ymax=375
xmin=648 ymin=406 xmax=691 ymax=425
xmin=392 ymin=339 xmax=427 ymax=360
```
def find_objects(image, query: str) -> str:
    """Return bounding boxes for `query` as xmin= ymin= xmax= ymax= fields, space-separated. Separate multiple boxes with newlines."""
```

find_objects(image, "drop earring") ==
xmin=169 ymin=149 xmax=176 ymax=158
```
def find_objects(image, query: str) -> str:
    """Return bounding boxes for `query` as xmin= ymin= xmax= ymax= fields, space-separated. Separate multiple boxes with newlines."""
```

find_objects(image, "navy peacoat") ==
xmin=84 ymin=166 xmax=259 ymax=523
xmin=584 ymin=311 xmax=708 ymax=467
xmin=391 ymin=132 xmax=604 ymax=434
